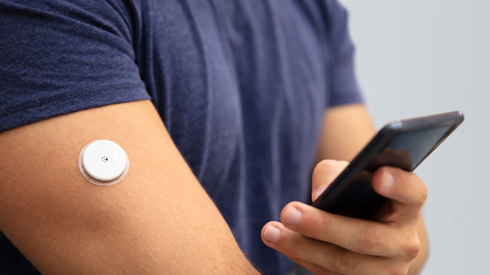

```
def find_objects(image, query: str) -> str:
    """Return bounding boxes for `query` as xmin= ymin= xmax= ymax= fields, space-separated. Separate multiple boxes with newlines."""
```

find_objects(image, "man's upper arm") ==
xmin=0 ymin=100 xmax=257 ymax=274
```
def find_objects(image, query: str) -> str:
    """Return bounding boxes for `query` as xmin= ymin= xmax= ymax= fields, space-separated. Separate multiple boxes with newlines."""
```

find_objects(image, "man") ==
xmin=0 ymin=0 xmax=428 ymax=274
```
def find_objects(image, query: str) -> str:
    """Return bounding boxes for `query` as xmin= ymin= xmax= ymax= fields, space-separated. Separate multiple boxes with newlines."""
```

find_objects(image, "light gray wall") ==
xmin=339 ymin=1 xmax=490 ymax=274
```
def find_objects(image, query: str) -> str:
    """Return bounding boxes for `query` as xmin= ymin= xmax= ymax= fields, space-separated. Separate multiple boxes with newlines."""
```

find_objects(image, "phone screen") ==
xmin=315 ymin=123 xmax=457 ymax=219
xmin=386 ymin=124 xmax=455 ymax=170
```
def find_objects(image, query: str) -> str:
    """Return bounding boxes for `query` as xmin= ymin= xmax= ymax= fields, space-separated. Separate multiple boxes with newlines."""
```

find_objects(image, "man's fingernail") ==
xmin=264 ymin=225 xmax=280 ymax=243
xmin=283 ymin=206 xmax=302 ymax=226
xmin=382 ymin=170 xmax=394 ymax=190
xmin=313 ymin=185 xmax=328 ymax=201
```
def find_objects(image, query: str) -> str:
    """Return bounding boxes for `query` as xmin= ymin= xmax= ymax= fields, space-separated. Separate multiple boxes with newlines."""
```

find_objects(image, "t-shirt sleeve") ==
xmin=325 ymin=0 xmax=364 ymax=107
xmin=0 ymin=0 xmax=150 ymax=133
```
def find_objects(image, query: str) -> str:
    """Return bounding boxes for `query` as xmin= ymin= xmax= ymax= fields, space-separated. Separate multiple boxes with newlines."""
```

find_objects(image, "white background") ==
xmin=340 ymin=1 xmax=490 ymax=274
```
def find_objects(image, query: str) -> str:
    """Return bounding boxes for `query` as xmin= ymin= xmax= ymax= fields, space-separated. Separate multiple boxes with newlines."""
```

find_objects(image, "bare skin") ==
xmin=0 ymin=101 xmax=427 ymax=274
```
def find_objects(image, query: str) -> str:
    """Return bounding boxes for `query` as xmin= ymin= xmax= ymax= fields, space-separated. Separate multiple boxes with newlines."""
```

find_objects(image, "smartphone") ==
xmin=312 ymin=111 xmax=464 ymax=220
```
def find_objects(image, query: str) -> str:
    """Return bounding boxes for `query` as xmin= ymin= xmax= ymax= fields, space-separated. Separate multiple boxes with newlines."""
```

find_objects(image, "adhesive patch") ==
xmin=79 ymin=140 xmax=129 ymax=186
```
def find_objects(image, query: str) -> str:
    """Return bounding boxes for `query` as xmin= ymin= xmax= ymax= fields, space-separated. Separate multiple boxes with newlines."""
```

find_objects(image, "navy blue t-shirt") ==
xmin=0 ymin=0 xmax=362 ymax=274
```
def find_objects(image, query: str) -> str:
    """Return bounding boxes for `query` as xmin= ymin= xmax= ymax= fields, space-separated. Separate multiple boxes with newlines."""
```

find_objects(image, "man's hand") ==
xmin=261 ymin=160 xmax=427 ymax=275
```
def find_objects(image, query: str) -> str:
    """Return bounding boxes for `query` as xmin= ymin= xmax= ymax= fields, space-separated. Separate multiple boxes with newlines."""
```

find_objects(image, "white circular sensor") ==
xmin=81 ymin=140 xmax=128 ymax=182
